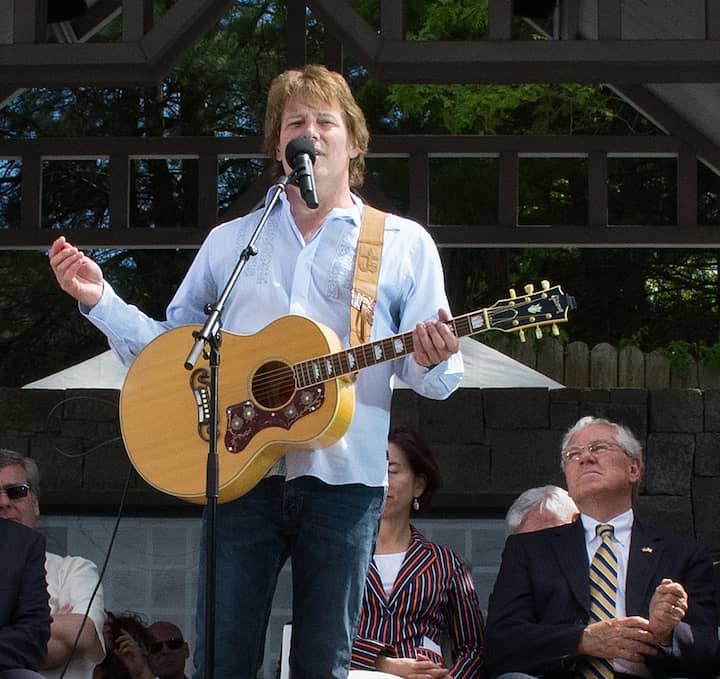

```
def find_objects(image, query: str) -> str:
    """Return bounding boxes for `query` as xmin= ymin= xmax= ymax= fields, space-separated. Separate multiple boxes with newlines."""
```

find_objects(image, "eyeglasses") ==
xmin=0 ymin=484 xmax=31 ymax=501
xmin=148 ymin=637 xmax=184 ymax=654
xmin=562 ymin=440 xmax=624 ymax=464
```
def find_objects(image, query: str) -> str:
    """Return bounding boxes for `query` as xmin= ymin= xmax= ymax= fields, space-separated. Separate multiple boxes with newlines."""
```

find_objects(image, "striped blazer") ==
xmin=351 ymin=526 xmax=485 ymax=678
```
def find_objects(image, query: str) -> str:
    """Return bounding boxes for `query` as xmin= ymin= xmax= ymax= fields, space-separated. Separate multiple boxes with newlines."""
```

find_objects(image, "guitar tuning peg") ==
xmin=524 ymin=283 xmax=534 ymax=295
xmin=551 ymin=323 xmax=560 ymax=336
xmin=509 ymin=288 xmax=517 ymax=299
xmin=541 ymin=280 xmax=550 ymax=290
xmin=535 ymin=326 xmax=543 ymax=339
xmin=518 ymin=329 xmax=526 ymax=343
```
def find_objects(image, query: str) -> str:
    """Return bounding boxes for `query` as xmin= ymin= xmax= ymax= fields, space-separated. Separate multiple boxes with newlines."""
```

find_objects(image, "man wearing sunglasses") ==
xmin=0 ymin=449 xmax=106 ymax=679
xmin=485 ymin=416 xmax=718 ymax=679
xmin=147 ymin=621 xmax=189 ymax=679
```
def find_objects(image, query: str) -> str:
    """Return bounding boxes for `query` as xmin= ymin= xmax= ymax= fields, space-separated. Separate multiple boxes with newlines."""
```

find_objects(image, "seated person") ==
xmin=351 ymin=427 xmax=485 ymax=678
xmin=0 ymin=449 xmax=105 ymax=679
xmin=95 ymin=616 xmax=189 ymax=679
xmin=485 ymin=415 xmax=719 ymax=679
xmin=0 ymin=517 xmax=51 ymax=675
xmin=505 ymin=485 xmax=578 ymax=535
xmin=146 ymin=622 xmax=189 ymax=679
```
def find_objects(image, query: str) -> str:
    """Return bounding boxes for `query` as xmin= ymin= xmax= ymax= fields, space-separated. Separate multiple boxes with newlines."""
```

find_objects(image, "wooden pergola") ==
xmin=1 ymin=0 xmax=720 ymax=248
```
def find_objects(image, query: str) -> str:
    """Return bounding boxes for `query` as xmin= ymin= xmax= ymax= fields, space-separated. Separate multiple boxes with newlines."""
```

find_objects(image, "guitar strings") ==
xmin=245 ymin=306 xmax=549 ymax=402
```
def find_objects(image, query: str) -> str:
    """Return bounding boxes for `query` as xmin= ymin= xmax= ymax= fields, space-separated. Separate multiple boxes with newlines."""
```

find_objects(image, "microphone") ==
xmin=285 ymin=136 xmax=319 ymax=209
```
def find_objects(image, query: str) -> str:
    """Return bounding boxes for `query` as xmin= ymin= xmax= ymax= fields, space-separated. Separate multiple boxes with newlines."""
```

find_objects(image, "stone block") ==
xmin=483 ymin=388 xmax=549 ymax=429
xmin=469 ymin=521 xmax=507 ymax=569
xmin=695 ymin=433 xmax=720 ymax=477
xmin=0 ymin=434 xmax=31 ymax=453
xmin=433 ymin=443 xmax=490 ymax=493
xmin=488 ymin=429 xmax=565 ymax=491
xmin=426 ymin=526 xmax=467 ymax=558
xmin=63 ymin=390 xmax=120 ymax=421
xmin=84 ymin=439 xmax=133 ymax=490
xmin=549 ymin=400 xmax=580 ymax=431
xmin=634 ymin=495 xmax=693 ymax=535
xmin=692 ymin=477 xmax=720 ymax=553
xmin=643 ymin=433 xmax=694 ymax=495
xmin=704 ymin=390 xmax=720 ymax=431
xmin=31 ymin=434 xmax=84 ymax=491
xmin=390 ymin=390 xmax=420 ymax=430
xmin=417 ymin=388 xmax=483 ymax=443
xmin=151 ymin=567 xmax=188 ymax=608
xmin=0 ymin=388 xmax=65 ymax=432
xmin=649 ymin=389 xmax=703 ymax=432
xmin=610 ymin=389 xmax=648 ymax=405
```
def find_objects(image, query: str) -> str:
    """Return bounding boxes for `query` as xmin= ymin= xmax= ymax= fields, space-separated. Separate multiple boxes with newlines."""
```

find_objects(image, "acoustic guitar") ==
xmin=119 ymin=281 xmax=575 ymax=504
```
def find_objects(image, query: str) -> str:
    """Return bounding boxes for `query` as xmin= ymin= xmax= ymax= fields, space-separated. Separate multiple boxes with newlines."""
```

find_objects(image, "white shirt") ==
xmin=581 ymin=509 xmax=650 ymax=678
xmin=43 ymin=552 xmax=106 ymax=679
xmin=84 ymin=192 xmax=463 ymax=489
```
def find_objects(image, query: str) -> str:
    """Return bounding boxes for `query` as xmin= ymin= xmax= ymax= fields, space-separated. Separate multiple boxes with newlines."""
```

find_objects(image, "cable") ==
xmin=54 ymin=450 xmax=133 ymax=678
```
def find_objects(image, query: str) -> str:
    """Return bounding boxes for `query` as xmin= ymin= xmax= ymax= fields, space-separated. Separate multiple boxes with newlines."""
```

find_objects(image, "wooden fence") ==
xmin=487 ymin=337 xmax=720 ymax=389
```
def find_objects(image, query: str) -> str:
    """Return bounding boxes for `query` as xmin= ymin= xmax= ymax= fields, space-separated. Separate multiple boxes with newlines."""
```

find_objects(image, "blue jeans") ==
xmin=193 ymin=475 xmax=385 ymax=679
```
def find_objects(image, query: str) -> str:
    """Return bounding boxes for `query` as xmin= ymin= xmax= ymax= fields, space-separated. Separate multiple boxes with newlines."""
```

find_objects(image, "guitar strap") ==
xmin=350 ymin=204 xmax=386 ymax=346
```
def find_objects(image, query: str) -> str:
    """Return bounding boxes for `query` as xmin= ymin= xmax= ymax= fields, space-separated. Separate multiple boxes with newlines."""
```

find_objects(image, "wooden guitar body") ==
xmin=119 ymin=316 xmax=355 ymax=504
xmin=119 ymin=282 xmax=574 ymax=504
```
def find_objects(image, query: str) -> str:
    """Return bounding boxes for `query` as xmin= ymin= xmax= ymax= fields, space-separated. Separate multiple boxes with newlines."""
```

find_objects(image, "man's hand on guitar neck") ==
xmin=412 ymin=308 xmax=459 ymax=369
xmin=49 ymin=236 xmax=105 ymax=309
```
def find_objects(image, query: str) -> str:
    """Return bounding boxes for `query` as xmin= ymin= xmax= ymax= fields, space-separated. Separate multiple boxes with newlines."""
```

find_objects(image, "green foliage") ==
xmin=0 ymin=0 xmax=718 ymax=388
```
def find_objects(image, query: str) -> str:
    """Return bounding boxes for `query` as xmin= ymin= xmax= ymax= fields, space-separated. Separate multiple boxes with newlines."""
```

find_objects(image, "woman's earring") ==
xmin=412 ymin=497 xmax=420 ymax=511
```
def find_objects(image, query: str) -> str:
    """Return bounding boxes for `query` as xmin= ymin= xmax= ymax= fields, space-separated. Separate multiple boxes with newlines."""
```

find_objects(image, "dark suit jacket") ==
xmin=485 ymin=518 xmax=718 ymax=679
xmin=0 ymin=519 xmax=51 ymax=671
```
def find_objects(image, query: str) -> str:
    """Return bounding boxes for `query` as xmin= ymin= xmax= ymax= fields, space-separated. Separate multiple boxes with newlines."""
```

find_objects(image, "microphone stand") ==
xmin=184 ymin=171 xmax=293 ymax=679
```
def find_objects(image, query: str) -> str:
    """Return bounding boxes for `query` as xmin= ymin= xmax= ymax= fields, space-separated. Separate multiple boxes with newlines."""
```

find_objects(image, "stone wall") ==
xmin=2 ymin=385 xmax=719 ymax=546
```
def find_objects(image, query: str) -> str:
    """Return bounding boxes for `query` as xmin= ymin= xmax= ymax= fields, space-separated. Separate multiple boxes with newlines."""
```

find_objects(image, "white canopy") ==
xmin=23 ymin=337 xmax=562 ymax=390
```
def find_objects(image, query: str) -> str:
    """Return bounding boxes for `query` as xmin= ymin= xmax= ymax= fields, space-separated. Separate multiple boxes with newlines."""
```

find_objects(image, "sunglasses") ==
xmin=148 ymin=637 xmax=184 ymax=654
xmin=0 ymin=484 xmax=31 ymax=501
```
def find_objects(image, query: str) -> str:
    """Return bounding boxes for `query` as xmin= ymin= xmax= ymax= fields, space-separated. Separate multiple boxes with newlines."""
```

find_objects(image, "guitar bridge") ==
xmin=224 ymin=386 xmax=326 ymax=453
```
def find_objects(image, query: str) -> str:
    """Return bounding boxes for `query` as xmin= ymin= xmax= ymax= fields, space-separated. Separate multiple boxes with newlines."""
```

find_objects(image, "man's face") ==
xmin=0 ymin=464 xmax=38 ymax=528
xmin=563 ymin=423 xmax=641 ymax=511
xmin=276 ymin=98 xmax=359 ymax=196
xmin=147 ymin=621 xmax=189 ymax=678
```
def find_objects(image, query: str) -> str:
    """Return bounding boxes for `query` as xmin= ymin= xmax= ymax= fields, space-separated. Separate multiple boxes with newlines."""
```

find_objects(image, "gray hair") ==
xmin=560 ymin=415 xmax=643 ymax=471
xmin=0 ymin=448 xmax=40 ymax=496
xmin=505 ymin=484 xmax=578 ymax=533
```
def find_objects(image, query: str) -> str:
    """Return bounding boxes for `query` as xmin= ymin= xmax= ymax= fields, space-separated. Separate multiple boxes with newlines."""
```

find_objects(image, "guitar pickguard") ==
xmin=224 ymin=386 xmax=326 ymax=453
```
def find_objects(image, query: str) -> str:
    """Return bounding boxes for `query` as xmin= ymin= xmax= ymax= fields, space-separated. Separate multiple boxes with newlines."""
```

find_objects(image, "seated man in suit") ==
xmin=505 ymin=485 xmax=578 ymax=535
xmin=485 ymin=415 xmax=718 ymax=679
xmin=0 ymin=450 xmax=105 ymax=679
xmin=0 ymin=516 xmax=51 ymax=676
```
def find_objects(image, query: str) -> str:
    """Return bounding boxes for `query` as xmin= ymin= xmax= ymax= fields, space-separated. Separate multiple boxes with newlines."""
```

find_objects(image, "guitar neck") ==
xmin=292 ymin=285 xmax=574 ymax=388
xmin=293 ymin=310 xmax=485 ymax=388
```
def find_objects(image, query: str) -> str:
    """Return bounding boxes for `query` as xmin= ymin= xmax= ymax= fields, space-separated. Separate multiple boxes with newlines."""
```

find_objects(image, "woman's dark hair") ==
xmin=389 ymin=426 xmax=442 ymax=512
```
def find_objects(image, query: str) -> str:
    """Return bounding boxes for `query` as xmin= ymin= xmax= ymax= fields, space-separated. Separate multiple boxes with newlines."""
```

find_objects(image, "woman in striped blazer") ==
xmin=351 ymin=427 xmax=485 ymax=678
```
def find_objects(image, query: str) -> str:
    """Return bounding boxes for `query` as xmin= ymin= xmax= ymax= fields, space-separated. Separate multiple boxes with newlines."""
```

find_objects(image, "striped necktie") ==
xmin=578 ymin=523 xmax=617 ymax=679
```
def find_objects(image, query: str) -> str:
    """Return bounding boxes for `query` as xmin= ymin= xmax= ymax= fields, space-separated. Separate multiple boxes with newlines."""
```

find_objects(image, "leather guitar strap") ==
xmin=350 ymin=204 xmax=386 ymax=347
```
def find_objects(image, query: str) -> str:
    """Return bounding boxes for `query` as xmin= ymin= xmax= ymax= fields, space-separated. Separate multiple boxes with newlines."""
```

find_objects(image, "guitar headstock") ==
xmin=488 ymin=281 xmax=576 ymax=340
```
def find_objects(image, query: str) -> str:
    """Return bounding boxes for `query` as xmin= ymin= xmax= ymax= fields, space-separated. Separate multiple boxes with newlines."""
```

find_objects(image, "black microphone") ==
xmin=285 ymin=136 xmax=319 ymax=209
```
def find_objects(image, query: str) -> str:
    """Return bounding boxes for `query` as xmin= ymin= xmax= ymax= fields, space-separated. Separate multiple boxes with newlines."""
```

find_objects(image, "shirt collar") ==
xmin=581 ymin=507 xmax=633 ymax=546
xmin=264 ymin=187 xmax=363 ymax=227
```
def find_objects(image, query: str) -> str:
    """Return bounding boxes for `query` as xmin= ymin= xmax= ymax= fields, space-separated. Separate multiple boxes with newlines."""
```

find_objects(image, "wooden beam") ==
xmin=122 ymin=0 xmax=152 ymax=41
xmin=13 ymin=0 xmax=47 ymax=43
xmin=380 ymin=0 xmax=405 ymax=41
xmin=487 ymin=0 xmax=512 ymax=41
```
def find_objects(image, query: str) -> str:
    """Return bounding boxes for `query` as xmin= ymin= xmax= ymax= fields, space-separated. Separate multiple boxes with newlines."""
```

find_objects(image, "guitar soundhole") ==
xmin=252 ymin=361 xmax=295 ymax=409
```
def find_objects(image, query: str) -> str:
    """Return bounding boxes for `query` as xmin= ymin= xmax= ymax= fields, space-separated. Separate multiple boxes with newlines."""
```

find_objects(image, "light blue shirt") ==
xmin=84 ymin=191 xmax=463 ymax=489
